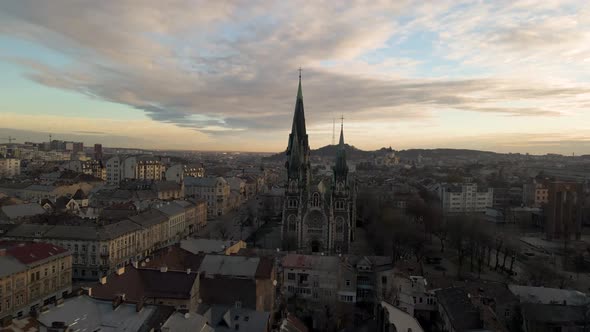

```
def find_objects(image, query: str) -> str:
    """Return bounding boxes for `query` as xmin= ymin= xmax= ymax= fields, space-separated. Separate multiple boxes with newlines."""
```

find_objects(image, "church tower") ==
xmin=330 ymin=120 xmax=355 ymax=253
xmin=282 ymin=71 xmax=311 ymax=250
xmin=281 ymin=73 xmax=356 ymax=254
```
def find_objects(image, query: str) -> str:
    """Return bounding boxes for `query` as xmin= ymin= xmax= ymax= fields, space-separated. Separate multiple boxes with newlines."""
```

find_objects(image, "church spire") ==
xmin=334 ymin=116 xmax=348 ymax=178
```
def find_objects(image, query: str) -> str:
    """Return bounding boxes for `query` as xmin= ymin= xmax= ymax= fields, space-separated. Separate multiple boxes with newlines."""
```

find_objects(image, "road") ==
xmin=195 ymin=198 xmax=260 ymax=241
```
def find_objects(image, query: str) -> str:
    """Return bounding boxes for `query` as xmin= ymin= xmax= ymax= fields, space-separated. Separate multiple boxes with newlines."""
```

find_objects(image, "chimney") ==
xmin=86 ymin=287 xmax=92 ymax=297
xmin=160 ymin=266 xmax=168 ymax=273
xmin=136 ymin=298 xmax=144 ymax=312
xmin=112 ymin=295 xmax=124 ymax=310
xmin=0 ymin=248 xmax=6 ymax=256
xmin=115 ymin=267 xmax=125 ymax=275
xmin=100 ymin=276 xmax=107 ymax=285
xmin=186 ymin=268 xmax=191 ymax=274
xmin=132 ymin=261 xmax=139 ymax=269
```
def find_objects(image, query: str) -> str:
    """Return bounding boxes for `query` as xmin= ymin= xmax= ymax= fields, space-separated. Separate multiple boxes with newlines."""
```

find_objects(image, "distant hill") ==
xmin=263 ymin=145 xmax=500 ymax=162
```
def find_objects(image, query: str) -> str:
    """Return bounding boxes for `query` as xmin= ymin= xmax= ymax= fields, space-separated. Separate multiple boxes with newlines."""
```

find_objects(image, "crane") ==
xmin=1 ymin=136 xmax=16 ymax=144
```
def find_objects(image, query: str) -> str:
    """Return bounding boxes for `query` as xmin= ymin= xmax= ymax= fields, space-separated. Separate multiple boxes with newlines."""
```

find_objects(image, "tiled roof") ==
xmin=0 ymin=241 xmax=68 ymax=265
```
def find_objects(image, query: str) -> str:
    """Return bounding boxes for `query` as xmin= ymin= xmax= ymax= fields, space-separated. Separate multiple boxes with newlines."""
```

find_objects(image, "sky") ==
xmin=1 ymin=1 xmax=590 ymax=154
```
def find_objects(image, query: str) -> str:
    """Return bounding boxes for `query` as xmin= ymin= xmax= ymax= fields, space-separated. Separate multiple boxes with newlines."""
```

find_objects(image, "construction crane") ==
xmin=1 ymin=136 xmax=16 ymax=144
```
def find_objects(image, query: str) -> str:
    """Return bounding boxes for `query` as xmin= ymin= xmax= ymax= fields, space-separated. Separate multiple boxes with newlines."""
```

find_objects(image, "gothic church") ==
xmin=281 ymin=74 xmax=356 ymax=253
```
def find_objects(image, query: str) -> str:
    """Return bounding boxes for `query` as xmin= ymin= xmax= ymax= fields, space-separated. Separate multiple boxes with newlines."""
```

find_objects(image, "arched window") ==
xmin=335 ymin=200 xmax=345 ymax=210
xmin=288 ymin=215 xmax=297 ymax=232
xmin=289 ymin=180 xmax=297 ymax=192
xmin=312 ymin=193 xmax=320 ymax=207
xmin=288 ymin=199 xmax=298 ymax=209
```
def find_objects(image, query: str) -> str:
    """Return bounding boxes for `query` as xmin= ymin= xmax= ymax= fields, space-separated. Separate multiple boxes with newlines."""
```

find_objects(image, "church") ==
xmin=281 ymin=73 xmax=357 ymax=254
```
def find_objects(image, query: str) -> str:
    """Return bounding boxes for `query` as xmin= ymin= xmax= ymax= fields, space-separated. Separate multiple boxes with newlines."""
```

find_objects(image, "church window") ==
xmin=312 ymin=193 xmax=320 ymax=207
xmin=336 ymin=200 xmax=345 ymax=210
xmin=288 ymin=199 xmax=298 ymax=208
xmin=289 ymin=180 xmax=297 ymax=192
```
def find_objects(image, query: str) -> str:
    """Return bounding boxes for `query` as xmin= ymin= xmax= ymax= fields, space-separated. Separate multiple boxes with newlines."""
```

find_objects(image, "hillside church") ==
xmin=281 ymin=74 xmax=357 ymax=253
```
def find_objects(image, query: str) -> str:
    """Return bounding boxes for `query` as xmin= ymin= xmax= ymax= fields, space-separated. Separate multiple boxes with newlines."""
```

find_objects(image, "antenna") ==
xmin=332 ymin=118 xmax=335 ymax=145
xmin=49 ymin=133 xmax=52 ymax=142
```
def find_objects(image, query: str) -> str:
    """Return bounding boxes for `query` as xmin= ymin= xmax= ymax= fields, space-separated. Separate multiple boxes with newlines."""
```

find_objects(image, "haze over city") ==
xmin=1 ymin=1 xmax=590 ymax=153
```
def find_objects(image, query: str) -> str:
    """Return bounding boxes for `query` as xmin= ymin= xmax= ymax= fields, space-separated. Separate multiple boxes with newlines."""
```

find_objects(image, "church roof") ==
xmin=333 ymin=122 xmax=349 ymax=178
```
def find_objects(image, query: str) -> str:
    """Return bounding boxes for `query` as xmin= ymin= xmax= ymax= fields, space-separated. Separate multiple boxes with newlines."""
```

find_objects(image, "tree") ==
xmin=215 ymin=222 xmax=229 ymax=240
xmin=448 ymin=215 xmax=469 ymax=277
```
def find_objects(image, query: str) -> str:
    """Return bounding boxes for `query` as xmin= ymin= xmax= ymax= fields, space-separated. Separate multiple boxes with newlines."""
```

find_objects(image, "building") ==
xmin=105 ymin=156 xmax=123 ymax=185
xmin=0 ymin=203 xmax=46 ymax=222
xmin=376 ymin=301 xmax=424 ymax=332
xmin=281 ymin=254 xmax=394 ymax=329
xmin=91 ymin=265 xmax=200 ymax=312
xmin=161 ymin=306 xmax=270 ymax=332
xmin=180 ymin=238 xmax=246 ymax=255
xmin=521 ymin=303 xmax=586 ymax=332
xmin=523 ymin=180 xmax=549 ymax=207
xmin=165 ymin=164 xmax=205 ymax=183
xmin=94 ymin=143 xmax=103 ymax=160
xmin=281 ymin=76 xmax=357 ymax=253
xmin=545 ymin=180 xmax=583 ymax=240
xmin=135 ymin=156 xmax=164 ymax=181
xmin=257 ymin=186 xmax=284 ymax=221
xmin=36 ymin=295 xmax=169 ymax=332
xmin=0 ymin=158 xmax=20 ymax=178
xmin=157 ymin=202 xmax=187 ymax=245
xmin=184 ymin=177 xmax=231 ymax=218
xmin=436 ymin=182 xmax=493 ymax=215
xmin=435 ymin=287 xmax=484 ymax=332
xmin=60 ymin=160 xmax=106 ymax=180
xmin=0 ymin=241 xmax=72 ymax=321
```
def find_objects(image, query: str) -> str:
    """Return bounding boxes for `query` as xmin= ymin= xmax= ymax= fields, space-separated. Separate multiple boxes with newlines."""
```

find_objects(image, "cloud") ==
xmin=1 ymin=0 xmax=590 ymax=152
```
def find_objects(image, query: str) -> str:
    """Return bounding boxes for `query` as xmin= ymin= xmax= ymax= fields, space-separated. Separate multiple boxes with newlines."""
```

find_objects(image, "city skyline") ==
xmin=2 ymin=1 xmax=590 ymax=154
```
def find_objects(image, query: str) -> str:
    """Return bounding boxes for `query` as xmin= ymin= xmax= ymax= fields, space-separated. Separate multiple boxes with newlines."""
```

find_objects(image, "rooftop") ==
xmin=282 ymin=254 xmax=339 ymax=271
xmin=37 ymin=295 xmax=158 ymax=332
xmin=509 ymin=284 xmax=590 ymax=306
xmin=181 ymin=238 xmax=238 ymax=254
xmin=1 ymin=203 xmax=46 ymax=220
xmin=436 ymin=287 xmax=482 ymax=332
xmin=0 ymin=241 xmax=69 ymax=265
xmin=198 ymin=255 xmax=261 ymax=278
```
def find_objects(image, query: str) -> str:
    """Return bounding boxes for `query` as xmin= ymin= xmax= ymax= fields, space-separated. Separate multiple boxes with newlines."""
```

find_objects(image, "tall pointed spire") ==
xmin=286 ymin=68 xmax=310 ymax=183
xmin=334 ymin=116 xmax=348 ymax=178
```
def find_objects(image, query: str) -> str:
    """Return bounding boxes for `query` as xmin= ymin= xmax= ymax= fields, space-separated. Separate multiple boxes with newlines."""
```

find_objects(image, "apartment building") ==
xmin=184 ymin=177 xmax=230 ymax=218
xmin=0 ymin=241 xmax=72 ymax=321
xmin=435 ymin=183 xmax=493 ymax=215
xmin=523 ymin=180 xmax=549 ymax=207
xmin=282 ymin=254 xmax=395 ymax=328
xmin=5 ymin=201 xmax=197 ymax=280
xmin=105 ymin=156 xmax=164 ymax=185
xmin=0 ymin=158 xmax=20 ymax=178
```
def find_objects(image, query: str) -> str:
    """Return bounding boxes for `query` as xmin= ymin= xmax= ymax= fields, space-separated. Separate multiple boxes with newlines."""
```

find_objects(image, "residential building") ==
xmin=60 ymin=160 xmax=105 ymax=180
xmin=135 ymin=156 xmax=164 ymax=181
xmin=281 ymin=75 xmax=356 ymax=253
xmin=175 ymin=199 xmax=206 ymax=234
xmin=162 ymin=305 xmax=270 ymax=332
xmin=91 ymin=265 xmax=200 ymax=312
xmin=0 ymin=158 xmax=20 ymax=178
xmin=523 ymin=180 xmax=549 ymax=207
xmin=545 ymin=180 xmax=583 ymax=240
xmin=157 ymin=202 xmax=187 ymax=244
xmin=436 ymin=182 xmax=493 ymax=215
xmin=105 ymin=156 xmax=123 ymax=185
xmin=184 ymin=177 xmax=231 ymax=218
xmin=282 ymin=254 xmax=394 ymax=329
xmin=94 ymin=143 xmax=103 ymax=160
xmin=521 ymin=303 xmax=586 ymax=332
xmin=165 ymin=163 xmax=205 ymax=183
xmin=6 ymin=220 xmax=144 ymax=280
xmin=0 ymin=241 xmax=72 ymax=321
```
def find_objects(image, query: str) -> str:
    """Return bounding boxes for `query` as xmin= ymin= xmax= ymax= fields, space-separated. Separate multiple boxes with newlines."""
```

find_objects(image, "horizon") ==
xmin=2 ymin=1 xmax=590 ymax=154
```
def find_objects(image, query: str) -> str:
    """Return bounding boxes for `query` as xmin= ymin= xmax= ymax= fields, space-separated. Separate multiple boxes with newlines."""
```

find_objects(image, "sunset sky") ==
xmin=1 ymin=1 xmax=590 ymax=153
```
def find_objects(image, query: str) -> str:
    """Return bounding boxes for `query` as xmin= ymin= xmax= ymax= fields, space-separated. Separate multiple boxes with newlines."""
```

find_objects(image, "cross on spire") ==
xmin=298 ymin=67 xmax=302 ymax=80
xmin=340 ymin=115 xmax=344 ymax=129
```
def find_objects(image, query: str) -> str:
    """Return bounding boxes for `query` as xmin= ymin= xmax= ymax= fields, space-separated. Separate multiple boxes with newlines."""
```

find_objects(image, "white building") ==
xmin=0 ymin=158 xmax=20 ymax=178
xmin=436 ymin=183 xmax=493 ymax=215
xmin=184 ymin=177 xmax=230 ymax=218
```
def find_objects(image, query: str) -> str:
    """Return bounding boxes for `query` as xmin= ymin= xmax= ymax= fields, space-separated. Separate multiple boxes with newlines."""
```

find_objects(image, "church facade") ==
xmin=281 ymin=75 xmax=356 ymax=254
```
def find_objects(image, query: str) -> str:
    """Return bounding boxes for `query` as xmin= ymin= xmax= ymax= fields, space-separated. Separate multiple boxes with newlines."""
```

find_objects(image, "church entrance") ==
xmin=311 ymin=240 xmax=320 ymax=253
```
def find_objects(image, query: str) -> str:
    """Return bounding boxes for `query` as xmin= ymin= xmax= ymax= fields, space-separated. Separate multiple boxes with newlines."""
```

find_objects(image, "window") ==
xmin=381 ymin=276 xmax=387 ymax=285
xmin=345 ymin=280 xmax=351 ymax=286
xmin=312 ymin=193 xmax=320 ymax=207
xmin=288 ymin=273 xmax=295 ymax=281
xmin=36 ymin=271 xmax=40 ymax=280
xmin=44 ymin=268 xmax=48 ymax=277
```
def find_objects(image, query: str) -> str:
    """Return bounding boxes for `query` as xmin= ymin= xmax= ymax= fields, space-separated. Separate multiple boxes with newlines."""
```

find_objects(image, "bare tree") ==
xmin=215 ymin=222 xmax=229 ymax=240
